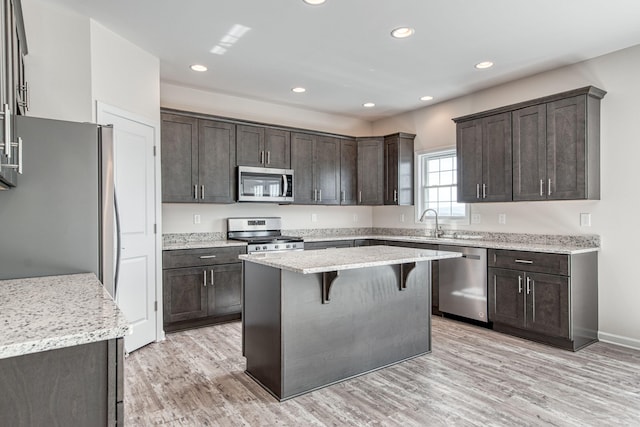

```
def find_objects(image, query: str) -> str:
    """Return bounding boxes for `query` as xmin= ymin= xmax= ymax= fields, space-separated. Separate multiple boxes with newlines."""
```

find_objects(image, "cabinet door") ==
xmin=163 ymin=267 xmax=208 ymax=323
xmin=161 ymin=113 xmax=198 ymax=202
xmin=357 ymin=137 xmax=383 ymax=205
xmin=456 ymin=119 xmax=483 ymax=202
xmin=236 ymin=124 xmax=265 ymax=167
xmin=482 ymin=112 xmax=512 ymax=202
xmin=525 ymin=272 xmax=570 ymax=338
xmin=383 ymin=136 xmax=398 ymax=204
xmin=291 ymin=132 xmax=316 ymax=204
xmin=198 ymin=119 xmax=236 ymax=203
xmin=513 ymin=105 xmax=546 ymax=201
xmin=546 ymin=95 xmax=587 ymax=200
xmin=340 ymin=139 xmax=357 ymax=205
xmin=488 ymin=268 xmax=525 ymax=328
xmin=316 ymin=136 xmax=340 ymax=205
xmin=208 ymin=263 xmax=242 ymax=317
xmin=264 ymin=128 xmax=291 ymax=169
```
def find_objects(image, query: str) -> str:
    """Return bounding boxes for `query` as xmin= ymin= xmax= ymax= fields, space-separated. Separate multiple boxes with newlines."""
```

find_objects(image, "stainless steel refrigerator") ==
xmin=0 ymin=115 xmax=118 ymax=297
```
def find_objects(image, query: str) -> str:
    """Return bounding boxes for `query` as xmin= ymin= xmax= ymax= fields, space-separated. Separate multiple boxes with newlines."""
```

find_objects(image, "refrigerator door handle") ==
xmin=114 ymin=190 xmax=122 ymax=297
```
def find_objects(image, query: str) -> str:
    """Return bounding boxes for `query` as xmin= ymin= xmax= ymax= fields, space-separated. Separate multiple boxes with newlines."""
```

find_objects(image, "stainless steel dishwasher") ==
xmin=438 ymin=245 xmax=488 ymax=323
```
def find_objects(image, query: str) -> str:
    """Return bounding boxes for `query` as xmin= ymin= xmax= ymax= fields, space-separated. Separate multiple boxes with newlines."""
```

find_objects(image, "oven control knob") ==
xmin=262 ymin=246 xmax=267 ymax=250
xmin=275 ymin=245 xmax=279 ymax=249
xmin=286 ymin=244 xmax=291 ymax=249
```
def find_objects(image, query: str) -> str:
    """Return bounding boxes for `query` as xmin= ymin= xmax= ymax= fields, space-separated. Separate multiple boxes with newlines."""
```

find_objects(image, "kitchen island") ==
xmin=240 ymin=245 xmax=461 ymax=400
xmin=0 ymin=273 xmax=130 ymax=426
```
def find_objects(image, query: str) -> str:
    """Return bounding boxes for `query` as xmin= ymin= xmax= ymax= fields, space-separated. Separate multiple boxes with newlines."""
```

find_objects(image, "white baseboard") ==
xmin=598 ymin=332 xmax=640 ymax=350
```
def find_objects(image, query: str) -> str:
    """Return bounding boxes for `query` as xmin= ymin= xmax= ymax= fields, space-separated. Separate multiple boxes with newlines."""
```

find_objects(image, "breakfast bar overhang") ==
xmin=240 ymin=245 xmax=461 ymax=401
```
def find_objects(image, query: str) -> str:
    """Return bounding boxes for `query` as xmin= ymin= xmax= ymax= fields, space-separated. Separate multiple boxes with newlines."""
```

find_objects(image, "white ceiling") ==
xmin=46 ymin=0 xmax=640 ymax=121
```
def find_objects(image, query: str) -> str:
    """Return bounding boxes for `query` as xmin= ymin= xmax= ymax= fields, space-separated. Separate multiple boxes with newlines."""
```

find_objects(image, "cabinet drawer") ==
xmin=488 ymin=249 xmax=568 ymax=276
xmin=163 ymin=246 xmax=246 ymax=268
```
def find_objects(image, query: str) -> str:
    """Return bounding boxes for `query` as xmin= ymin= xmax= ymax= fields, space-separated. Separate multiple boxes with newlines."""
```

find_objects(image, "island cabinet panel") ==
xmin=384 ymin=133 xmax=415 ymax=205
xmin=243 ymin=261 xmax=432 ymax=401
xmin=488 ymin=249 xmax=597 ymax=351
xmin=161 ymin=113 xmax=236 ymax=203
xmin=0 ymin=338 xmax=123 ymax=426
xmin=356 ymin=137 xmax=384 ymax=205
xmin=163 ymin=246 xmax=245 ymax=332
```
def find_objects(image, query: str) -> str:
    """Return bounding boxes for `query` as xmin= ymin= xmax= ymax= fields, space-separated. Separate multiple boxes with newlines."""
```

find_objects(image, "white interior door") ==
xmin=98 ymin=104 xmax=158 ymax=353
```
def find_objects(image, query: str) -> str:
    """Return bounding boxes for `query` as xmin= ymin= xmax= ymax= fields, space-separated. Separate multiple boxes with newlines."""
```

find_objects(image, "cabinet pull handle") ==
xmin=266 ymin=151 xmax=271 ymax=165
xmin=548 ymin=179 xmax=552 ymax=196
xmin=282 ymin=174 xmax=288 ymax=197
xmin=201 ymin=185 xmax=205 ymax=200
xmin=194 ymin=185 xmax=198 ymax=200
xmin=2 ymin=104 xmax=9 ymax=151
xmin=314 ymin=189 xmax=317 ymax=201
xmin=393 ymin=189 xmax=398 ymax=202
xmin=359 ymin=191 xmax=362 ymax=203
xmin=476 ymin=184 xmax=480 ymax=199
xmin=318 ymin=189 xmax=322 ymax=202
xmin=260 ymin=150 xmax=264 ymax=164
xmin=199 ymin=255 xmax=217 ymax=259
xmin=210 ymin=270 xmax=214 ymax=287
xmin=515 ymin=259 xmax=533 ymax=264
xmin=203 ymin=270 xmax=207 ymax=287
xmin=526 ymin=276 xmax=531 ymax=294
xmin=341 ymin=190 xmax=345 ymax=203
xmin=518 ymin=275 xmax=523 ymax=293
xmin=540 ymin=179 xmax=544 ymax=196
xmin=482 ymin=184 xmax=486 ymax=199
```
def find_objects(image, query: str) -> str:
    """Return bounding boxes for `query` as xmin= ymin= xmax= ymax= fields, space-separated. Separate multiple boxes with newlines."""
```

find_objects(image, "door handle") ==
xmin=526 ymin=276 xmax=531 ymax=294
xmin=482 ymin=183 xmax=486 ymax=199
xmin=266 ymin=151 xmax=271 ymax=165
xmin=203 ymin=270 xmax=207 ymax=287
xmin=194 ymin=185 xmax=198 ymax=200
xmin=518 ymin=275 xmax=523 ymax=293
xmin=210 ymin=270 xmax=214 ymax=287
xmin=359 ymin=191 xmax=362 ymax=203
xmin=201 ymin=185 xmax=205 ymax=200
xmin=476 ymin=184 xmax=480 ymax=199
xmin=260 ymin=150 xmax=264 ymax=164
xmin=199 ymin=255 xmax=217 ymax=259
xmin=548 ymin=178 xmax=552 ymax=196
xmin=540 ymin=179 xmax=544 ymax=196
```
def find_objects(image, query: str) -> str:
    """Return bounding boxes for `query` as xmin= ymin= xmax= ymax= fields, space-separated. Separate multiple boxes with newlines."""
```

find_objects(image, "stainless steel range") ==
xmin=227 ymin=217 xmax=304 ymax=254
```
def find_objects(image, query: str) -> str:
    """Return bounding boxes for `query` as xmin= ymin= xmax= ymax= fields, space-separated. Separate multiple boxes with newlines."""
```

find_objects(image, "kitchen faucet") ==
xmin=419 ymin=208 xmax=444 ymax=238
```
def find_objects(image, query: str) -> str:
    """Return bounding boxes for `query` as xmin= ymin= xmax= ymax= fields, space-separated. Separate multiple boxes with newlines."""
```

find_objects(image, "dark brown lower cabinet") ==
xmin=488 ymin=249 xmax=597 ymax=351
xmin=163 ymin=247 xmax=244 ymax=332
xmin=0 ymin=338 xmax=124 ymax=426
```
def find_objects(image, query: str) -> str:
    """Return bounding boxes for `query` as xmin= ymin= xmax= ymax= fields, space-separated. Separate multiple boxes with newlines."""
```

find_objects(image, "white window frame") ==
xmin=414 ymin=147 xmax=470 ymax=225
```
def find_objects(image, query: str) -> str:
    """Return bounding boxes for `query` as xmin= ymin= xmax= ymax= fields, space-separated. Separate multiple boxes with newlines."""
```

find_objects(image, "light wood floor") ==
xmin=125 ymin=317 xmax=640 ymax=426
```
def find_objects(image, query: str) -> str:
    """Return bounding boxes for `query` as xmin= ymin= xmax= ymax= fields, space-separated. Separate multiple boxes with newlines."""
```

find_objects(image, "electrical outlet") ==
xmin=498 ymin=213 xmax=506 ymax=225
xmin=580 ymin=213 xmax=592 ymax=227
xmin=400 ymin=214 xmax=405 ymax=222
xmin=311 ymin=213 xmax=317 ymax=223
xmin=353 ymin=214 xmax=358 ymax=222
xmin=471 ymin=214 xmax=481 ymax=224
xmin=193 ymin=214 xmax=201 ymax=224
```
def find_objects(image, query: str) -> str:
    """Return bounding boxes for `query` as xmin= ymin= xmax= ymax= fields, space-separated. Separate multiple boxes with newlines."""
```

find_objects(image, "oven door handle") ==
xmin=282 ymin=174 xmax=288 ymax=197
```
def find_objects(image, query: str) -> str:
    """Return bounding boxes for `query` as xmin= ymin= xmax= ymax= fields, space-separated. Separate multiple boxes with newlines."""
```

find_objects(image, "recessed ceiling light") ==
xmin=420 ymin=95 xmax=434 ymax=101
xmin=190 ymin=64 xmax=208 ymax=72
xmin=475 ymin=61 xmax=494 ymax=69
xmin=292 ymin=87 xmax=306 ymax=93
xmin=303 ymin=0 xmax=326 ymax=5
xmin=391 ymin=27 xmax=415 ymax=39
xmin=363 ymin=102 xmax=376 ymax=108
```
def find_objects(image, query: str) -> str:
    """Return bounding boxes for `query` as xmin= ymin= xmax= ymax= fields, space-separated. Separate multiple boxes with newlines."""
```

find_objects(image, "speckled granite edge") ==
xmin=0 ymin=273 xmax=130 ymax=359
xmin=240 ymin=245 xmax=462 ymax=274
xmin=164 ymin=232 xmax=226 ymax=244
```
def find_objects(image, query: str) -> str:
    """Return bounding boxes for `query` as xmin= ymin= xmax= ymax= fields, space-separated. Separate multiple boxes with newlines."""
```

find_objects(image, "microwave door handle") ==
xmin=282 ymin=174 xmax=288 ymax=197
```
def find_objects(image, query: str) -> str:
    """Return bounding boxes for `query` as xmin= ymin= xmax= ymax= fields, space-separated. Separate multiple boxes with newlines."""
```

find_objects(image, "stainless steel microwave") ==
xmin=237 ymin=166 xmax=294 ymax=203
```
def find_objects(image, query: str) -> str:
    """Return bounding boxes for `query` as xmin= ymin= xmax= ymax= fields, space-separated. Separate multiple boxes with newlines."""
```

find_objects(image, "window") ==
xmin=415 ymin=149 xmax=469 ymax=223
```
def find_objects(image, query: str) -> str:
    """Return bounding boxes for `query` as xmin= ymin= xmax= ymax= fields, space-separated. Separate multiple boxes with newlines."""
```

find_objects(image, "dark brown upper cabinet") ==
xmin=161 ymin=113 xmax=236 ymax=203
xmin=236 ymin=124 xmax=290 ymax=169
xmin=356 ymin=137 xmax=384 ymax=205
xmin=291 ymin=132 xmax=340 ymax=205
xmin=384 ymin=133 xmax=415 ymax=206
xmin=456 ymin=113 xmax=513 ymax=203
xmin=455 ymin=86 xmax=605 ymax=203
xmin=340 ymin=138 xmax=357 ymax=205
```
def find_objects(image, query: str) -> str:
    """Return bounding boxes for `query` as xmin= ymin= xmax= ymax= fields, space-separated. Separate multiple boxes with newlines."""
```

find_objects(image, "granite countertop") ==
xmin=239 ymin=245 xmax=462 ymax=274
xmin=303 ymin=235 xmax=598 ymax=255
xmin=0 ymin=273 xmax=130 ymax=359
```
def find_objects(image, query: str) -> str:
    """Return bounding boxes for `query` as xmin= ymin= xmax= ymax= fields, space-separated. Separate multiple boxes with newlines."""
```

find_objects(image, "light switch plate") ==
xmin=580 ymin=213 xmax=591 ymax=227
xmin=193 ymin=214 xmax=201 ymax=224
xmin=471 ymin=214 xmax=481 ymax=224
xmin=498 ymin=213 xmax=506 ymax=225
xmin=311 ymin=213 xmax=318 ymax=223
